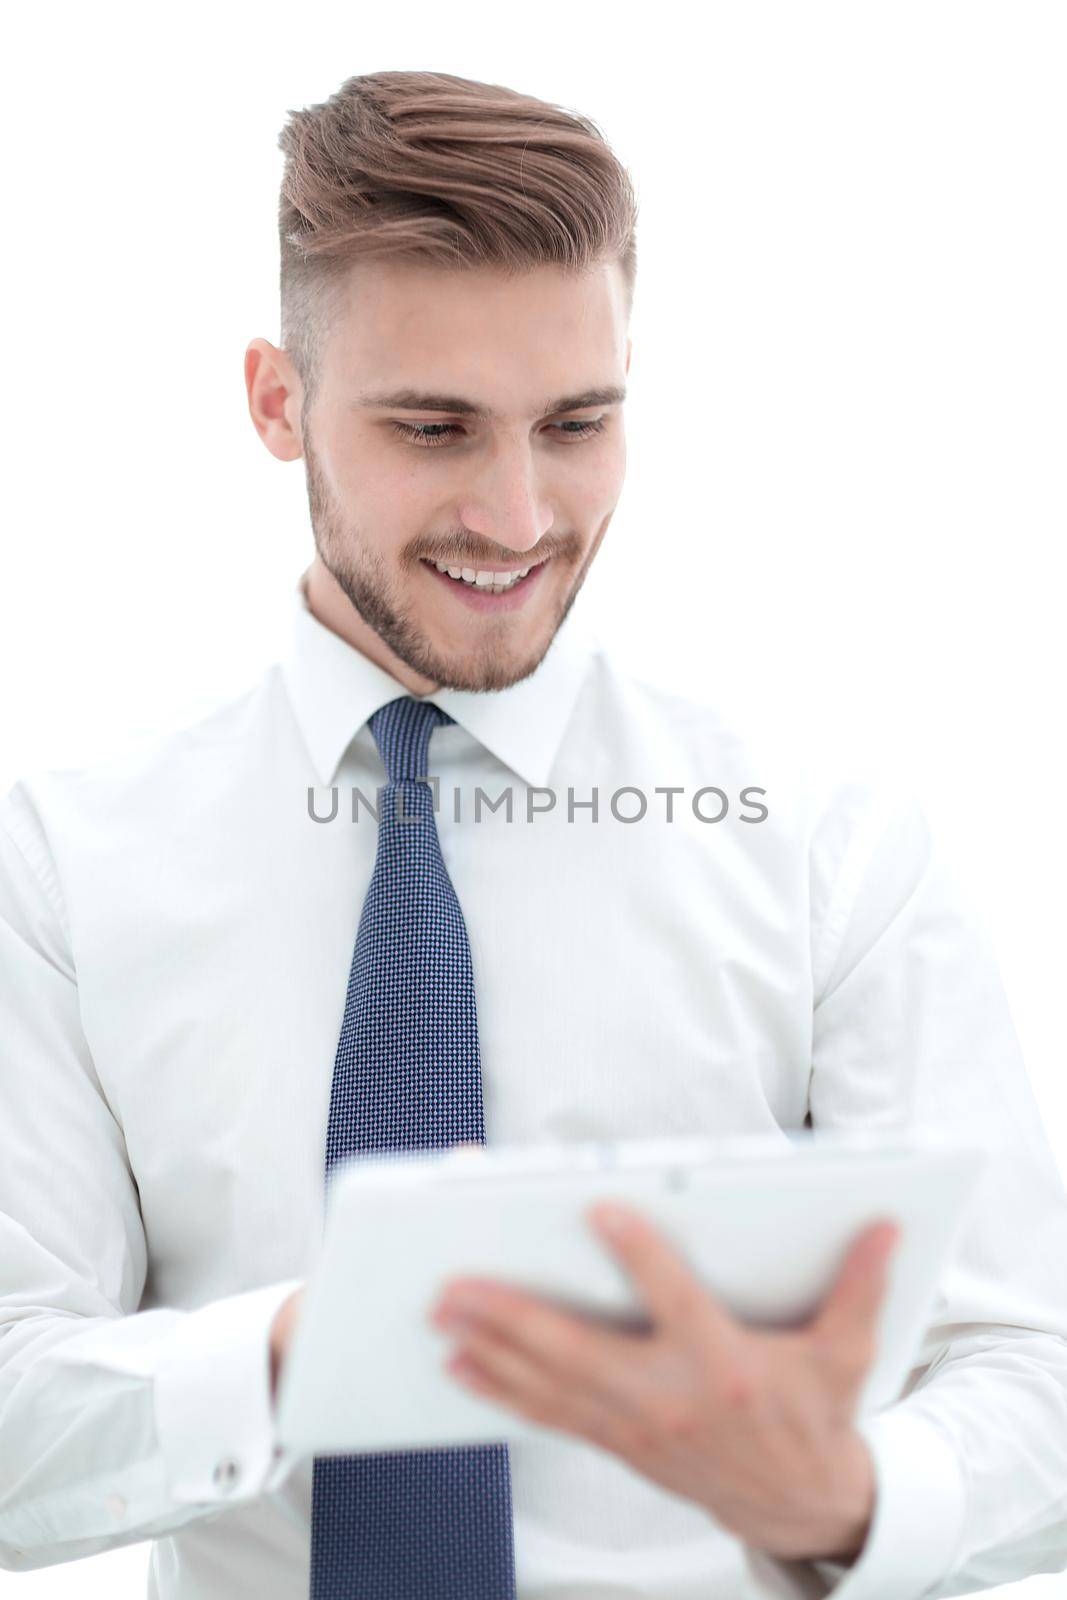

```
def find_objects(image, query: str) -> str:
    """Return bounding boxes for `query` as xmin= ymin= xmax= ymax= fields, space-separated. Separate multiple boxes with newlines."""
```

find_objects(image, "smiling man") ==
xmin=4 ymin=67 xmax=1067 ymax=1600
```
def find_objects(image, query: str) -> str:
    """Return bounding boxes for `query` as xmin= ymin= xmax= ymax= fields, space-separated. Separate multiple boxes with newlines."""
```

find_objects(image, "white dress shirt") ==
xmin=3 ymin=570 xmax=1067 ymax=1600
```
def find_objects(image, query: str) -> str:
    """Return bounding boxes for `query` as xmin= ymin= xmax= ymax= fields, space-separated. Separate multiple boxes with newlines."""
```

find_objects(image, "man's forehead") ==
xmin=327 ymin=259 xmax=628 ymax=410
xmin=346 ymin=254 xmax=623 ymax=297
xmin=337 ymin=255 xmax=625 ymax=335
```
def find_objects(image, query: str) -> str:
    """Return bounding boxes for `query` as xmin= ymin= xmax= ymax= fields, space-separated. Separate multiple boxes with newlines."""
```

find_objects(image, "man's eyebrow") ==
xmin=352 ymin=385 xmax=627 ymax=421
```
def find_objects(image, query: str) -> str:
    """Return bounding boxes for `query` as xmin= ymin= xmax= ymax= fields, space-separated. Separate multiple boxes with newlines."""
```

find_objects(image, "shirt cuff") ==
xmin=744 ymin=1405 xmax=967 ymax=1600
xmin=155 ymin=1279 xmax=304 ymax=1506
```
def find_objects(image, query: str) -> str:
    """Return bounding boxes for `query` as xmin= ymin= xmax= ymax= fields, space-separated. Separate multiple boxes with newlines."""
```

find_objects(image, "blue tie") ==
xmin=309 ymin=694 xmax=518 ymax=1600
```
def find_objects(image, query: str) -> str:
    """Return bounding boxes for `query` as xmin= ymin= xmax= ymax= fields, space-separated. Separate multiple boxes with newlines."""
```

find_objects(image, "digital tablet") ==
xmin=274 ymin=1129 xmax=987 ymax=1458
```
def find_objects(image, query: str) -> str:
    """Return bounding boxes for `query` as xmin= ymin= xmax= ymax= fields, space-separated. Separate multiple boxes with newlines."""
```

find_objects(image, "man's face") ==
xmin=296 ymin=258 xmax=630 ymax=692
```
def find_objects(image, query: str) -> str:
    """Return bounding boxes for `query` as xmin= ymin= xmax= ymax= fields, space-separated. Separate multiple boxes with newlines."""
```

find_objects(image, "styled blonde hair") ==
xmin=277 ymin=70 xmax=639 ymax=403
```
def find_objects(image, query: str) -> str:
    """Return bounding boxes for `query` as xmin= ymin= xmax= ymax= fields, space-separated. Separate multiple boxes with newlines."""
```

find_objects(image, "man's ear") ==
xmin=244 ymin=338 xmax=305 ymax=463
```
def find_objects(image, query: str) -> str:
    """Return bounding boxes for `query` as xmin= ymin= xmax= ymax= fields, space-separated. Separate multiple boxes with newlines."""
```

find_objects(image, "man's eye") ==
xmin=388 ymin=418 xmax=608 ymax=449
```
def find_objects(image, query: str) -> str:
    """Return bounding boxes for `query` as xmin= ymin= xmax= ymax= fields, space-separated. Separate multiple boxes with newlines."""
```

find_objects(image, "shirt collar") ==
xmin=280 ymin=568 xmax=600 ymax=790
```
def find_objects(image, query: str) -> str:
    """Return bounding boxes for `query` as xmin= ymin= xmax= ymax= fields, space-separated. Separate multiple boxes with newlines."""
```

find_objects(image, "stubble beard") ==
xmin=302 ymin=428 xmax=600 ymax=693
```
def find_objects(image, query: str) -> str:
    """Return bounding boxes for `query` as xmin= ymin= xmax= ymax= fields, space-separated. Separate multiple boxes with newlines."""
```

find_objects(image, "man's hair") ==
xmin=276 ymin=70 xmax=639 ymax=407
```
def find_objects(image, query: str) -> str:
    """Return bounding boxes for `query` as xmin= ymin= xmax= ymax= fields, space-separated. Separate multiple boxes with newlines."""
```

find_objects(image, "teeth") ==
xmin=432 ymin=559 xmax=535 ymax=593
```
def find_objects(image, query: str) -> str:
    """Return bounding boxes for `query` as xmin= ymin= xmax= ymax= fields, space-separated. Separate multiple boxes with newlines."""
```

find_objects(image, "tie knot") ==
xmin=368 ymin=695 xmax=454 ymax=783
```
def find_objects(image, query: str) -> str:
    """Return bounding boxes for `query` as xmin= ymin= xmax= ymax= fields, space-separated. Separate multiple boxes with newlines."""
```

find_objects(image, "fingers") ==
xmin=433 ymin=1277 xmax=637 ymax=1394
xmin=441 ymin=1319 xmax=626 ymax=1450
xmin=809 ymin=1220 xmax=899 ymax=1364
xmin=587 ymin=1202 xmax=740 ymax=1352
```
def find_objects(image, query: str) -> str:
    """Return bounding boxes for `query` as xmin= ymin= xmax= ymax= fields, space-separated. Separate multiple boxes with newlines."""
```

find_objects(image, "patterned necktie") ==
xmin=309 ymin=694 xmax=518 ymax=1600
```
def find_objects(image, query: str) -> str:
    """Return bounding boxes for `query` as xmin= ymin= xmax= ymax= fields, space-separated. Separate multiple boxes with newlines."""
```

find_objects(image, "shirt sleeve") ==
xmin=0 ymin=797 xmax=303 ymax=1570
xmin=744 ymin=773 xmax=1067 ymax=1599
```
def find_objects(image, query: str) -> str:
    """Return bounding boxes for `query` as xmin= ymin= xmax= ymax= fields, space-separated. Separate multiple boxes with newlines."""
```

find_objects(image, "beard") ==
xmin=301 ymin=425 xmax=601 ymax=693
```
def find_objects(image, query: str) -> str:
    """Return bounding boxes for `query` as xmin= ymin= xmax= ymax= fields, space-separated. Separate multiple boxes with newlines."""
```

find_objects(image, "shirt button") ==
xmin=212 ymin=1457 xmax=241 ymax=1491
xmin=105 ymin=1493 xmax=126 ymax=1519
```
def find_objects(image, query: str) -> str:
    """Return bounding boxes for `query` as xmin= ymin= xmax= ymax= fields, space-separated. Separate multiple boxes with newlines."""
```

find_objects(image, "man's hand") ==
xmin=428 ymin=1204 xmax=899 ymax=1565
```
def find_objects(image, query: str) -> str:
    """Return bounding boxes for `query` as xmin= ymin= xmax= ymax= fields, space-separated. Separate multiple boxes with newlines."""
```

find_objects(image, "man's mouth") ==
xmin=420 ymin=557 xmax=547 ymax=595
xmin=418 ymin=555 xmax=551 ymax=612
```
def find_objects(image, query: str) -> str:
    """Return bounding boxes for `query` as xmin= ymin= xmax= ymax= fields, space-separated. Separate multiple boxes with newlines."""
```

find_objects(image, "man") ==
xmin=3 ymin=67 xmax=1067 ymax=1600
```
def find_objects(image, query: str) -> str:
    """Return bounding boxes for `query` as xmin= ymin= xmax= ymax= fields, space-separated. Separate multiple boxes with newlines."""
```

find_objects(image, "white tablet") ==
xmin=274 ymin=1129 xmax=987 ymax=1459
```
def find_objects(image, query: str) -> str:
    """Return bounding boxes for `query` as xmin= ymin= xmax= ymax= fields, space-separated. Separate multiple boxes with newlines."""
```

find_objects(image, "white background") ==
xmin=1 ymin=1 xmax=1065 ymax=1594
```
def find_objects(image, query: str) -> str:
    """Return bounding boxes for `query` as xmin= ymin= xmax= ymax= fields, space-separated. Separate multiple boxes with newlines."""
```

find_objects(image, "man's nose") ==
xmin=456 ymin=446 xmax=555 ymax=555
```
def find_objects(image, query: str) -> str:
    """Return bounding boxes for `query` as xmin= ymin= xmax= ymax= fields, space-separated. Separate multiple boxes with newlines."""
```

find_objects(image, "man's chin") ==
xmin=405 ymin=622 xmax=557 ymax=695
